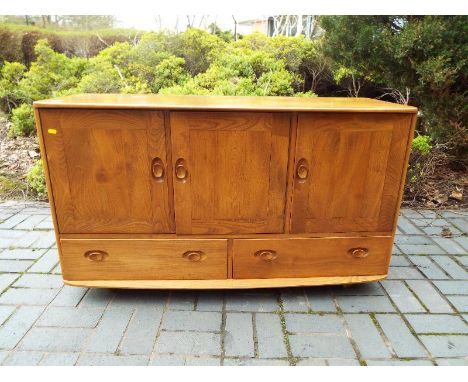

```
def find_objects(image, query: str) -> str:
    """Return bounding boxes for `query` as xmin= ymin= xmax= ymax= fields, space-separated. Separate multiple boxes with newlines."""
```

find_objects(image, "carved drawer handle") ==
xmin=254 ymin=250 xmax=278 ymax=261
xmin=183 ymin=251 xmax=206 ymax=262
xmin=175 ymin=158 xmax=188 ymax=181
xmin=296 ymin=158 xmax=309 ymax=181
xmin=151 ymin=157 xmax=165 ymax=181
xmin=84 ymin=250 xmax=108 ymax=262
xmin=349 ymin=248 xmax=369 ymax=258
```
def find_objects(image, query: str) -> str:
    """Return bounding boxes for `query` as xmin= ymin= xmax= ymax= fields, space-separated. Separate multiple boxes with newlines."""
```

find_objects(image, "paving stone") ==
xmin=436 ymin=358 xmax=468 ymax=366
xmin=451 ymin=218 xmax=468 ymax=234
xmin=406 ymin=280 xmax=453 ymax=313
xmin=0 ymin=213 xmax=29 ymax=229
xmin=422 ymin=225 xmax=461 ymax=236
xmin=27 ymin=249 xmax=59 ymax=273
xmin=167 ymin=291 xmax=196 ymax=310
xmin=0 ymin=306 xmax=44 ymax=349
xmin=387 ymin=267 xmax=425 ymax=280
xmin=77 ymin=354 xmax=149 ymax=366
xmin=0 ymin=351 xmax=9 ymax=364
xmin=281 ymin=289 xmax=309 ymax=312
xmin=446 ymin=296 xmax=468 ymax=312
xmin=14 ymin=231 xmax=45 ymax=248
xmin=224 ymin=312 xmax=254 ymax=357
xmin=13 ymin=274 xmax=63 ymax=289
xmin=458 ymin=257 xmax=468 ymax=267
xmin=30 ymin=231 xmax=56 ymax=249
xmin=0 ymin=230 xmax=28 ymax=248
xmin=196 ymin=292 xmax=224 ymax=311
xmin=432 ymin=238 xmax=467 ymax=255
xmin=431 ymin=256 xmax=468 ymax=279
xmin=19 ymin=327 xmax=91 ymax=352
xmin=381 ymin=280 xmax=425 ymax=313
xmin=375 ymin=314 xmax=427 ymax=357
xmin=408 ymin=255 xmax=449 ymax=279
xmin=36 ymin=306 xmax=104 ymax=328
xmin=439 ymin=211 xmax=468 ymax=219
xmin=334 ymin=283 xmax=384 ymax=296
xmin=289 ymin=334 xmax=355 ymax=358
xmin=151 ymin=355 xmax=221 ymax=366
xmin=398 ymin=244 xmax=446 ymax=255
xmin=150 ymin=355 xmax=221 ymax=365
xmin=255 ymin=313 xmax=287 ymax=358
xmin=226 ymin=293 xmax=279 ymax=312
xmin=397 ymin=216 xmax=423 ymax=234
xmin=405 ymin=314 xmax=468 ymax=333
xmin=345 ymin=314 xmax=392 ymax=358
xmin=392 ymin=245 xmax=401 ymax=254
xmin=366 ymin=360 xmax=433 ymax=366
xmin=0 ymin=259 xmax=34 ymax=273
xmin=51 ymin=286 xmax=88 ymax=307
xmin=109 ymin=290 xmax=167 ymax=309
xmin=162 ymin=310 xmax=222 ymax=332
xmin=0 ymin=273 xmax=18 ymax=293
xmin=2 ymin=351 xmax=44 ymax=365
xmin=39 ymin=353 xmax=79 ymax=365
xmin=419 ymin=335 xmax=468 ymax=357
xmin=285 ymin=313 xmax=344 ymax=334
xmin=0 ymin=305 xmax=16 ymax=325
xmin=390 ymin=255 xmax=410 ymax=266
xmin=14 ymin=215 xmax=48 ymax=230
xmin=327 ymin=359 xmax=361 ymax=366
xmin=224 ymin=358 xmax=289 ymax=366
xmin=79 ymin=288 xmax=115 ymax=309
xmin=34 ymin=219 xmax=54 ymax=230
xmin=119 ymin=307 xmax=163 ymax=355
xmin=84 ymin=307 xmax=134 ymax=353
xmin=0 ymin=248 xmax=45 ymax=260
xmin=400 ymin=209 xmax=424 ymax=218
xmin=433 ymin=281 xmax=468 ymax=295
xmin=336 ymin=296 xmax=395 ymax=313
xmin=395 ymin=235 xmax=434 ymax=245
xmin=454 ymin=237 xmax=468 ymax=252
xmin=306 ymin=290 xmax=337 ymax=312
xmin=155 ymin=331 xmax=221 ymax=356
xmin=0 ymin=288 xmax=59 ymax=306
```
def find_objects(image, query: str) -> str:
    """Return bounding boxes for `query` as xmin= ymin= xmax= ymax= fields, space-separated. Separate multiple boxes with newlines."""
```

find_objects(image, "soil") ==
xmin=0 ymin=112 xmax=44 ymax=201
xmin=0 ymin=113 xmax=465 ymax=209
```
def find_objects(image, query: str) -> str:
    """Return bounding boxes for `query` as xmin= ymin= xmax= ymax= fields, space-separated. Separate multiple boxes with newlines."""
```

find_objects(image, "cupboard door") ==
xmin=40 ymin=109 xmax=174 ymax=234
xmin=171 ymin=112 xmax=290 ymax=234
xmin=291 ymin=113 xmax=412 ymax=233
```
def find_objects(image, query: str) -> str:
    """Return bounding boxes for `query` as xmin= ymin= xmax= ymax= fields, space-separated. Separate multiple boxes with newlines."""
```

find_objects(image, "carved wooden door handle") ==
xmin=349 ymin=248 xmax=369 ymax=258
xmin=84 ymin=250 xmax=108 ymax=262
xmin=151 ymin=157 xmax=165 ymax=181
xmin=296 ymin=158 xmax=309 ymax=181
xmin=183 ymin=251 xmax=206 ymax=262
xmin=254 ymin=250 xmax=278 ymax=261
xmin=175 ymin=158 xmax=188 ymax=181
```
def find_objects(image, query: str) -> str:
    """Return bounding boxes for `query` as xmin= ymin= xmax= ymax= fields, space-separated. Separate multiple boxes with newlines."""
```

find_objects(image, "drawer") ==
xmin=60 ymin=239 xmax=228 ymax=281
xmin=233 ymin=237 xmax=393 ymax=279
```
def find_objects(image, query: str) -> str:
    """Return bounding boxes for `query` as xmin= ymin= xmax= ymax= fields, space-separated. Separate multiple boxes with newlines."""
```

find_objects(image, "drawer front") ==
xmin=60 ymin=239 xmax=227 ymax=281
xmin=233 ymin=237 xmax=393 ymax=279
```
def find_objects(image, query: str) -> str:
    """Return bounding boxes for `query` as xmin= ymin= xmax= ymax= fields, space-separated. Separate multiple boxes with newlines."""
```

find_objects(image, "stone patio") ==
xmin=0 ymin=200 xmax=467 ymax=366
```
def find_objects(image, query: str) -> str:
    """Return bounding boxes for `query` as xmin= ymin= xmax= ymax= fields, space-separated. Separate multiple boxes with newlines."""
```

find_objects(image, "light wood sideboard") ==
xmin=33 ymin=94 xmax=417 ymax=289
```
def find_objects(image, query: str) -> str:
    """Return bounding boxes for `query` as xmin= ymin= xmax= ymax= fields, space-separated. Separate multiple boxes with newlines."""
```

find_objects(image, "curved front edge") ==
xmin=63 ymin=274 xmax=388 ymax=290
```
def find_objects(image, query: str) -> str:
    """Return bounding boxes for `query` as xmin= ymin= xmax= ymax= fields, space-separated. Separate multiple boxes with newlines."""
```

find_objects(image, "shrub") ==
xmin=27 ymin=160 xmax=47 ymax=197
xmin=9 ymin=103 xmax=35 ymax=137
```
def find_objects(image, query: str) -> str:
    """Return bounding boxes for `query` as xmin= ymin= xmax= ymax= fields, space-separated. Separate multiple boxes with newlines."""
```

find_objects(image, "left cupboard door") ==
xmin=38 ymin=109 xmax=175 ymax=234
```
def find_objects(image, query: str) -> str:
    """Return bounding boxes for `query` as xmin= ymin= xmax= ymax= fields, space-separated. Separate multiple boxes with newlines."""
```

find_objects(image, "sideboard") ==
xmin=33 ymin=94 xmax=417 ymax=289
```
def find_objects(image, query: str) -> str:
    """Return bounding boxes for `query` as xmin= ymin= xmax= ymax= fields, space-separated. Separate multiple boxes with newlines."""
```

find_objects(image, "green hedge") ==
xmin=0 ymin=24 xmax=143 ymax=66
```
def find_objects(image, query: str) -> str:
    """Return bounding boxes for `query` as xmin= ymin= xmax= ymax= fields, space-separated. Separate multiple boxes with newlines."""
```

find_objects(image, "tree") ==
xmin=319 ymin=16 xmax=467 ymax=158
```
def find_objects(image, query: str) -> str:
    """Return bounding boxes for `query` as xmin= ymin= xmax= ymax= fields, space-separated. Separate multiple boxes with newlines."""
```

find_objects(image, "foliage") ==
xmin=0 ymin=23 xmax=143 ymax=66
xmin=320 ymin=16 xmax=468 ymax=158
xmin=26 ymin=160 xmax=47 ymax=197
xmin=0 ymin=61 xmax=27 ymax=111
xmin=9 ymin=103 xmax=35 ymax=137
